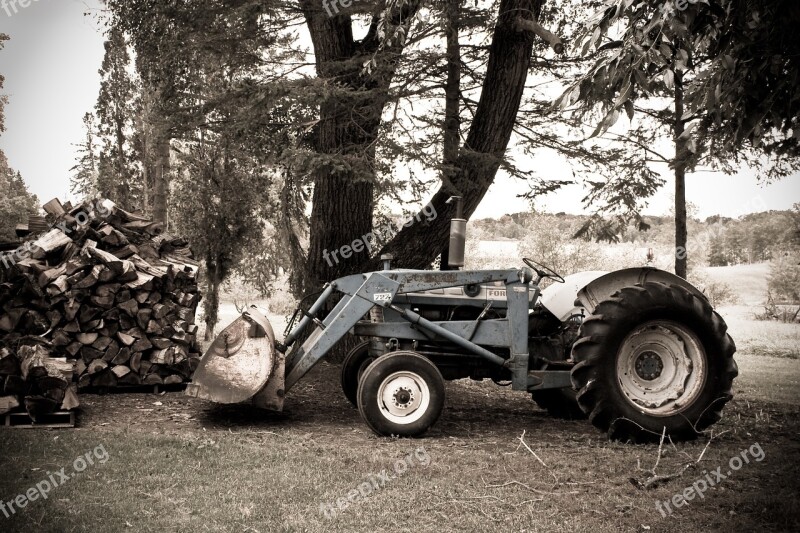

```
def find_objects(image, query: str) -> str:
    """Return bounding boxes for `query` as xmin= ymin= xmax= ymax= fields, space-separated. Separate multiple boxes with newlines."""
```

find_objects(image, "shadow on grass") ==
xmin=196 ymin=402 xmax=293 ymax=429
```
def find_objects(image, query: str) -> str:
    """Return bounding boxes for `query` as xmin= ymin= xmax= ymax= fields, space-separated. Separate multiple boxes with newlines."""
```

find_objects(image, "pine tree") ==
xmin=95 ymin=25 xmax=141 ymax=210
xmin=0 ymin=34 xmax=38 ymax=241
xmin=70 ymin=112 xmax=99 ymax=199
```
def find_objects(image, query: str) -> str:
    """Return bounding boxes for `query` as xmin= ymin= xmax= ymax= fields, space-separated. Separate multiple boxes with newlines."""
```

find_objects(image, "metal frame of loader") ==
xmin=277 ymin=266 xmax=571 ymax=397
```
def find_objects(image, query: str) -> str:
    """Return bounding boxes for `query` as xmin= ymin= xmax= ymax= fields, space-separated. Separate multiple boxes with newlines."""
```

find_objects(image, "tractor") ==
xmin=186 ymin=199 xmax=737 ymax=442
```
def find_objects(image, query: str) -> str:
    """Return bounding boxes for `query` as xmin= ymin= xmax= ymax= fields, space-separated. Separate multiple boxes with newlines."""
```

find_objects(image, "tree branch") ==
xmin=514 ymin=17 xmax=564 ymax=54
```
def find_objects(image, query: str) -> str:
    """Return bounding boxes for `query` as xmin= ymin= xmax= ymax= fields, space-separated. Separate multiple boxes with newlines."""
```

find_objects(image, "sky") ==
xmin=0 ymin=0 xmax=797 ymax=220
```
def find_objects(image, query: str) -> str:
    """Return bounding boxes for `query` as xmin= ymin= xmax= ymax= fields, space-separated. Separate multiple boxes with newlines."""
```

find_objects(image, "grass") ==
xmin=1 ymin=356 xmax=799 ymax=533
xmin=702 ymin=264 xmax=770 ymax=307
xmin=718 ymin=305 xmax=800 ymax=360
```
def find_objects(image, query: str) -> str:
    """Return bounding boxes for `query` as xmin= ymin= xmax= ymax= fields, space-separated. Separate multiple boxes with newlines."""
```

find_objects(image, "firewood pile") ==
xmin=0 ymin=198 xmax=203 ymax=418
xmin=0 ymin=342 xmax=78 ymax=419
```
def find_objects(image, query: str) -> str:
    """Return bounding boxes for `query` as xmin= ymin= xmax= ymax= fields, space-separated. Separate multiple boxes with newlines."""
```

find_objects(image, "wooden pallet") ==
xmin=3 ymin=410 xmax=76 ymax=429
xmin=80 ymin=382 xmax=188 ymax=395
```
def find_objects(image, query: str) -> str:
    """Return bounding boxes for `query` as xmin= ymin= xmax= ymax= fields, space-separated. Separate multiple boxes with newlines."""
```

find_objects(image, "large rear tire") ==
xmin=571 ymin=282 xmax=737 ymax=442
xmin=357 ymin=351 xmax=445 ymax=437
xmin=341 ymin=341 xmax=373 ymax=407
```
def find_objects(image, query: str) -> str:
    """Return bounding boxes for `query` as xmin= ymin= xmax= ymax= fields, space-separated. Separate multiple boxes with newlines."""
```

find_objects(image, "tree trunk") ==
xmin=204 ymin=258 xmax=220 ymax=341
xmin=152 ymin=133 xmax=170 ymax=227
xmin=142 ymin=81 xmax=171 ymax=227
xmin=674 ymin=70 xmax=688 ymax=279
xmin=301 ymin=1 xmax=421 ymax=290
xmin=371 ymin=0 xmax=542 ymax=270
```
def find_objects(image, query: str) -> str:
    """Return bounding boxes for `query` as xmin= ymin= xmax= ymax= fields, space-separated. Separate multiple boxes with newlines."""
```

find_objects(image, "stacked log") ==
xmin=0 ymin=341 xmax=78 ymax=419
xmin=0 ymin=198 xmax=203 ymax=398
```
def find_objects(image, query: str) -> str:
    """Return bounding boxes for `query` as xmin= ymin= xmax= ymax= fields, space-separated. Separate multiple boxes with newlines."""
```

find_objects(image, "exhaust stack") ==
xmin=447 ymin=196 xmax=466 ymax=269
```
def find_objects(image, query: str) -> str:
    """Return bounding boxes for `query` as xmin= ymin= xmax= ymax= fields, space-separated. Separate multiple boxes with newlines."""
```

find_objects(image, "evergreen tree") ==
xmin=95 ymin=25 xmax=141 ymax=210
xmin=0 ymin=34 xmax=38 ymax=241
xmin=70 ymin=112 xmax=99 ymax=199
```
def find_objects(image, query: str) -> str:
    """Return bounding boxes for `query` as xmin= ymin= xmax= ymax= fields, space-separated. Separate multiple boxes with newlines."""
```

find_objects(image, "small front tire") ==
xmin=357 ymin=351 xmax=445 ymax=437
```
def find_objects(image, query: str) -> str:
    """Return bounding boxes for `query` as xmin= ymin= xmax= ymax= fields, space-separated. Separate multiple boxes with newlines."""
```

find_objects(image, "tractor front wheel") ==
xmin=341 ymin=341 xmax=373 ymax=407
xmin=357 ymin=351 xmax=445 ymax=437
xmin=571 ymin=282 xmax=737 ymax=442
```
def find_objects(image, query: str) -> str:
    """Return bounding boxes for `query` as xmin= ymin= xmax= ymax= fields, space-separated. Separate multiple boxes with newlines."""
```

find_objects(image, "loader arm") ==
xmin=188 ymin=267 xmax=534 ymax=410
xmin=283 ymin=269 xmax=529 ymax=390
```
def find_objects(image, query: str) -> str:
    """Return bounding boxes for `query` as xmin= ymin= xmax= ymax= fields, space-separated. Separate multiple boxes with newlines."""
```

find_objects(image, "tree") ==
xmin=70 ymin=112 xmax=100 ymax=198
xmin=560 ymin=0 xmax=800 ymax=278
xmin=697 ymin=0 xmax=800 ymax=168
xmin=0 ymin=34 xmax=38 ymax=241
xmin=707 ymin=230 xmax=728 ymax=267
xmin=107 ymin=0 xmax=287 ymax=227
xmin=364 ymin=0 xmax=554 ymax=276
xmin=791 ymin=204 xmax=800 ymax=248
xmin=108 ymin=0 xmax=578 ymax=294
xmin=172 ymin=138 xmax=270 ymax=339
xmin=0 ymin=170 xmax=38 ymax=241
xmin=94 ymin=25 xmax=141 ymax=210
xmin=0 ymin=33 xmax=6 ymax=139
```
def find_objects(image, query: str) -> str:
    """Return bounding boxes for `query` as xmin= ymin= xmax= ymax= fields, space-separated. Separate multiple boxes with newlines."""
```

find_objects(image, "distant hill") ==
xmin=468 ymin=209 xmax=798 ymax=267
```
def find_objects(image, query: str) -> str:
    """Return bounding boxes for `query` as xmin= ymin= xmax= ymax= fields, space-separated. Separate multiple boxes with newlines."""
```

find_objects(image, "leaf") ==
xmin=590 ymin=108 xmax=621 ymax=138
xmin=598 ymin=40 xmax=623 ymax=51
xmin=624 ymin=100 xmax=635 ymax=121
xmin=663 ymin=69 xmax=675 ymax=89
xmin=722 ymin=55 xmax=735 ymax=70
xmin=562 ymin=85 xmax=580 ymax=109
xmin=614 ymin=81 xmax=633 ymax=107
xmin=678 ymin=121 xmax=696 ymax=140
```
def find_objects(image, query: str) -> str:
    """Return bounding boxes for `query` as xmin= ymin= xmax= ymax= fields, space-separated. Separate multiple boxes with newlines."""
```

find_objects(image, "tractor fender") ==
xmin=540 ymin=267 xmax=708 ymax=322
xmin=577 ymin=267 xmax=707 ymax=316
xmin=540 ymin=271 xmax=608 ymax=321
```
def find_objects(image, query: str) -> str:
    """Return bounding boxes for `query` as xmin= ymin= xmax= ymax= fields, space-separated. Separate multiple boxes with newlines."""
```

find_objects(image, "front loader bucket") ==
xmin=186 ymin=307 xmax=285 ymax=411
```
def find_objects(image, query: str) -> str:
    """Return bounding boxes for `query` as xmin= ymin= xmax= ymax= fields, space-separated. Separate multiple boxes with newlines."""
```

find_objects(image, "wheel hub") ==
xmin=616 ymin=321 xmax=707 ymax=416
xmin=634 ymin=351 xmax=664 ymax=380
xmin=377 ymin=371 xmax=430 ymax=425
xmin=393 ymin=387 xmax=414 ymax=408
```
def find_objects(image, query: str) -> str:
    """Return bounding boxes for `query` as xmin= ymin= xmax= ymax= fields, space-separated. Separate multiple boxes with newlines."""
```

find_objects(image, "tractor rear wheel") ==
xmin=571 ymin=282 xmax=737 ymax=442
xmin=531 ymin=388 xmax=586 ymax=420
xmin=341 ymin=341 xmax=373 ymax=407
xmin=357 ymin=351 xmax=445 ymax=437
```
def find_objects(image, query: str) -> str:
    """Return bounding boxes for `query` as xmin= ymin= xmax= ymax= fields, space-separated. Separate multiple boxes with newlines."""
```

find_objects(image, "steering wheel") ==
xmin=523 ymin=258 xmax=566 ymax=284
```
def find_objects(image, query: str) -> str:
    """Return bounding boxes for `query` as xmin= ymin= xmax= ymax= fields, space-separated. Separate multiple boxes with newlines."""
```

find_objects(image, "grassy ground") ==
xmin=1 ymin=359 xmax=797 ymax=533
xmin=1 ymin=265 xmax=798 ymax=533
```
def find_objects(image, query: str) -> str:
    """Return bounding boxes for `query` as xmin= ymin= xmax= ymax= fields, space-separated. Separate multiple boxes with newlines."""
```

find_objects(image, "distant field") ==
xmin=703 ymin=263 xmax=771 ymax=307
